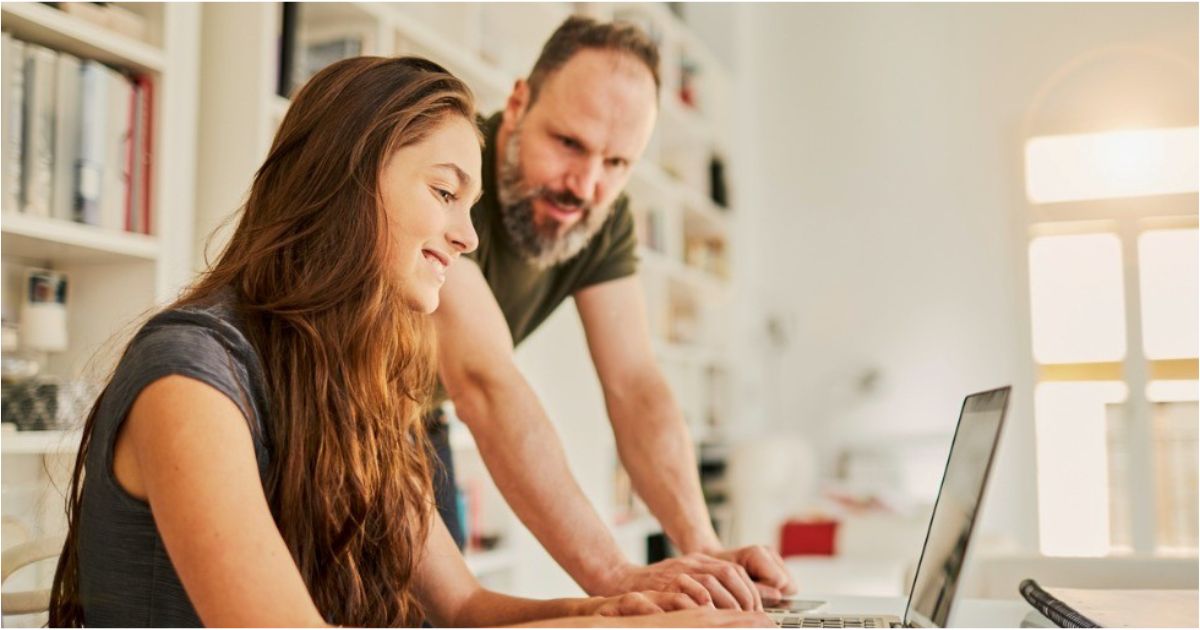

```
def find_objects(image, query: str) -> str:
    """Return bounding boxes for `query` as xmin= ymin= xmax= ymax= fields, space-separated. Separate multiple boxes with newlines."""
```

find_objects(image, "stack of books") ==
xmin=1 ymin=32 xmax=154 ymax=234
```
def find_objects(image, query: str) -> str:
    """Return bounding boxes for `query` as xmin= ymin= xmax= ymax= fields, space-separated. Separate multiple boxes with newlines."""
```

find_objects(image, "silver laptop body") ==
xmin=766 ymin=387 xmax=1011 ymax=629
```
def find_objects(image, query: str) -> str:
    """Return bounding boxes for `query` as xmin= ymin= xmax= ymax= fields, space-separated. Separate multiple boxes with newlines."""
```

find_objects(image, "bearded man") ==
xmin=429 ymin=15 xmax=796 ymax=611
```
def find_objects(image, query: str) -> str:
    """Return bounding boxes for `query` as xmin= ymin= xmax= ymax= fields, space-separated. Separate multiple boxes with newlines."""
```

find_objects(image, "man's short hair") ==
xmin=526 ymin=15 xmax=661 ymax=106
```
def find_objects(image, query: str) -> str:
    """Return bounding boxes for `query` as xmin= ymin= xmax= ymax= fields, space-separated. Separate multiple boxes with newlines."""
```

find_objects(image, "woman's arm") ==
xmin=411 ymin=513 xmax=772 ymax=627
xmin=121 ymin=375 xmax=328 ymax=627
xmin=411 ymin=517 xmax=599 ymax=626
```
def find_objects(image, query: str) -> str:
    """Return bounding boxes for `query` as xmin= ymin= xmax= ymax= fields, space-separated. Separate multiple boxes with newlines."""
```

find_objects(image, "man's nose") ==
xmin=565 ymin=157 xmax=603 ymax=205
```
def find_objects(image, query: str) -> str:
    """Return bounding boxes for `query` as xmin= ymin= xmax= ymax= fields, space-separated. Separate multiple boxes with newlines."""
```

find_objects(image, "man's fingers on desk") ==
xmin=753 ymin=582 xmax=783 ymax=601
xmin=702 ymin=558 xmax=759 ymax=611
xmin=728 ymin=545 xmax=796 ymax=594
xmin=763 ymin=547 xmax=797 ymax=594
xmin=732 ymin=562 xmax=764 ymax=610
xmin=675 ymin=574 xmax=715 ymax=608
xmin=697 ymin=572 xmax=746 ymax=611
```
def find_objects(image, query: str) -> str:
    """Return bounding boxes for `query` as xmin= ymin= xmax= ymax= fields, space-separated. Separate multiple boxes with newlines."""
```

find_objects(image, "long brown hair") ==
xmin=50 ymin=56 xmax=479 ymax=627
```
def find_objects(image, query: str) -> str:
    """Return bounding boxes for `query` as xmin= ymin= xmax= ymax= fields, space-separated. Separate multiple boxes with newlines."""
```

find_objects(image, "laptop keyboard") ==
xmin=777 ymin=616 xmax=881 ymax=628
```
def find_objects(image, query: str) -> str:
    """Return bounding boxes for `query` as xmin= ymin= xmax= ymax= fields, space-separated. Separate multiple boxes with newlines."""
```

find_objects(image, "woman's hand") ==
xmin=579 ymin=594 xmax=774 ymax=627
xmin=586 ymin=591 xmax=702 ymax=616
xmin=606 ymin=608 xmax=776 ymax=627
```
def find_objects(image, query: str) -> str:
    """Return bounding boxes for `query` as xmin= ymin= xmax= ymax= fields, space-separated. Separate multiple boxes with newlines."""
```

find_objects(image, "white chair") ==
xmin=2 ymin=535 xmax=66 ymax=616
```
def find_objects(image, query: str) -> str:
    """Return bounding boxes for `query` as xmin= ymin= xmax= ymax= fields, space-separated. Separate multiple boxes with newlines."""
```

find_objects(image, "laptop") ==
xmin=765 ymin=386 xmax=1011 ymax=628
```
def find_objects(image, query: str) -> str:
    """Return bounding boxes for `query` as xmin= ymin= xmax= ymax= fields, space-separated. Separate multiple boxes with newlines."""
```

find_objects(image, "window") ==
xmin=1025 ymin=127 xmax=1198 ymax=557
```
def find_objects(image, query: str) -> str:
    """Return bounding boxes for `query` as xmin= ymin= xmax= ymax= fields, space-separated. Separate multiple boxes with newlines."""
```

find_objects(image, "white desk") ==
xmin=801 ymin=594 xmax=1033 ymax=628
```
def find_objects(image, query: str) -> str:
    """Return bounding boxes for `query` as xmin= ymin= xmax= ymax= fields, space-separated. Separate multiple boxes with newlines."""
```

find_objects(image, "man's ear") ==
xmin=502 ymin=79 xmax=530 ymax=130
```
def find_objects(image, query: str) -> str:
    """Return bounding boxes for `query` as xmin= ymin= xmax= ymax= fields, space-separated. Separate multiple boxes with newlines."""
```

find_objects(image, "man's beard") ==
xmin=497 ymin=126 xmax=610 ymax=270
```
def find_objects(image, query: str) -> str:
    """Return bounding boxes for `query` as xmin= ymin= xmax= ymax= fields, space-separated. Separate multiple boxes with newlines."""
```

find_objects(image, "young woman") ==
xmin=47 ymin=56 xmax=770 ymax=628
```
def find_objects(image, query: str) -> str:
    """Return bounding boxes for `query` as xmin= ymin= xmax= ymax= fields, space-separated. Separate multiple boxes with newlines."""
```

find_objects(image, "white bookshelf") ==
xmin=2 ymin=212 xmax=160 ymax=262
xmin=1 ymin=428 xmax=81 ymax=456
xmin=1 ymin=5 xmax=199 ymax=623
xmin=193 ymin=0 xmax=740 ymax=595
xmin=0 ymin=3 xmax=166 ymax=74
xmin=1 ymin=3 xmax=200 ymax=376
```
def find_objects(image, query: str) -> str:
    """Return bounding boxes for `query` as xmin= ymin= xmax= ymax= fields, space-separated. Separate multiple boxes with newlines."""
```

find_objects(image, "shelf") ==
xmin=1 ymin=428 xmax=82 ymax=455
xmin=606 ymin=2 xmax=731 ymax=84
xmin=661 ymin=96 xmax=716 ymax=147
xmin=630 ymin=160 xmax=680 ymax=203
xmin=299 ymin=1 xmax=391 ymax=25
xmin=680 ymin=188 xmax=730 ymax=234
xmin=2 ymin=213 xmax=160 ymax=263
xmin=631 ymin=161 xmax=730 ymax=232
xmin=464 ymin=545 xmax=517 ymax=576
xmin=638 ymin=247 xmax=727 ymax=295
xmin=386 ymin=7 xmax=512 ymax=99
xmin=0 ymin=3 xmax=166 ymax=75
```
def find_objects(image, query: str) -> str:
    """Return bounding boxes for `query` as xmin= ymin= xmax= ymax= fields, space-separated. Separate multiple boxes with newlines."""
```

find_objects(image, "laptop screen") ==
xmin=904 ymin=387 xmax=1010 ymax=628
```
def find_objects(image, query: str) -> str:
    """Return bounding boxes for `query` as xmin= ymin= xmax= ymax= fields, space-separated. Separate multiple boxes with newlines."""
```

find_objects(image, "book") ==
xmin=1 ymin=34 xmax=25 ymax=214
xmin=21 ymin=43 xmax=58 ymax=217
xmin=130 ymin=75 xmax=154 ymax=235
xmin=123 ymin=70 xmax=137 ymax=232
xmin=51 ymin=51 xmax=82 ymax=222
xmin=75 ymin=59 xmax=108 ymax=226
xmin=1020 ymin=578 xmax=1199 ymax=628
xmin=100 ymin=64 xmax=131 ymax=232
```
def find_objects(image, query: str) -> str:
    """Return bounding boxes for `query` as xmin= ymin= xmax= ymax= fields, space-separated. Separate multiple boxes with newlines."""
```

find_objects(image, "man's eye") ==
xmin=605 ymin=158 xmax=628 ymax=169
xmin=559 ymin=136 xmax=582 ymax=151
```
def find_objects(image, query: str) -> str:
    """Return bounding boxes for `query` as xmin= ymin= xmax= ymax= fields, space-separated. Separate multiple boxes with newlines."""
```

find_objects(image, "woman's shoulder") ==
xmin=108 ymin=288 xmax=270 ymax=439
xmin=137 ymin=288 xmax=250 ymax=352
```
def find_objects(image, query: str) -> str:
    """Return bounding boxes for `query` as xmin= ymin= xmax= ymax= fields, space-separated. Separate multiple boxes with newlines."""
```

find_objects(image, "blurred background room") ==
xmin=1 ymin=2 xmax=1196 ymax=626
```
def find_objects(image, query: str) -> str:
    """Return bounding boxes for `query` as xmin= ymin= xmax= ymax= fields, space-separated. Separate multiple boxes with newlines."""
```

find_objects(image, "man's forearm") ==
xmin=607 ymin=375 xmax=721 ymax=555
xmin=453 ymin=369 xmax=632 ymax=595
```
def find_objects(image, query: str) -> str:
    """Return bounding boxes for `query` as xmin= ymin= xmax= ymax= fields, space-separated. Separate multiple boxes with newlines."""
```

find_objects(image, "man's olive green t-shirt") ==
xmin=431 ymin=114 xmax=639 ymax=408
xmin=466 ymin=112 xmax=639 ymax=347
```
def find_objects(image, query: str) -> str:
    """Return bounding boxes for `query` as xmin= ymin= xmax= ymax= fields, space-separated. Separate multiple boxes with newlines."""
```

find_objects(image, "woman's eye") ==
xmin=436 ymin=188 xmax=456 ymax=203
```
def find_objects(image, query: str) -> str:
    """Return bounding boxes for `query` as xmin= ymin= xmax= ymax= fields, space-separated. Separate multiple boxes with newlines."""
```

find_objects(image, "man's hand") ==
xmin=709 ymin=546 xmax=797 ymax=600
xmin=604 ymin=554 xmax=763 ymax=611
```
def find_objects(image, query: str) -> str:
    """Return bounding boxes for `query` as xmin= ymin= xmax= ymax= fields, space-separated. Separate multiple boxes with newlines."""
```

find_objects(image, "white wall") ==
xmin=737 ymin=3 xmax=1197 ymax=551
